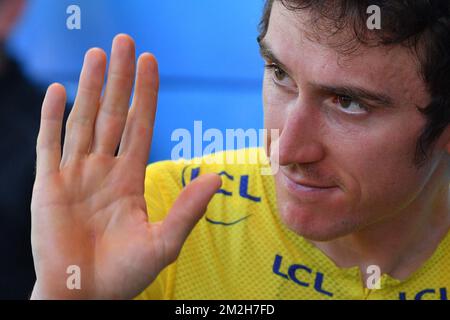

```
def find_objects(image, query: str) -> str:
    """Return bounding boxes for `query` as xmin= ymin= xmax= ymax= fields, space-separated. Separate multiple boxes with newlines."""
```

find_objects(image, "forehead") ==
xmin=265 ymin=2 xmax=429 ymax=108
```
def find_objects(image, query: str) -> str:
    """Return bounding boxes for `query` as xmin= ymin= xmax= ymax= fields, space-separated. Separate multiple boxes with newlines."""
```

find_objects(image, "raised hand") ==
xmin=30 ymin=34 xmax=221 ymax=299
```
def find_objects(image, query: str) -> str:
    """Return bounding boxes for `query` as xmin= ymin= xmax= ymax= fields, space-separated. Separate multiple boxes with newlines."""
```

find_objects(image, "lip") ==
xmin=281 ymin=171 xmax=339 ymax=200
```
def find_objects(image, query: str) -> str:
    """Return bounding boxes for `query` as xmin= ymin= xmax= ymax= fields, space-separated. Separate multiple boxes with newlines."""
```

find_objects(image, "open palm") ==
xmin=30 ymin=34 xmax=221 ymax=299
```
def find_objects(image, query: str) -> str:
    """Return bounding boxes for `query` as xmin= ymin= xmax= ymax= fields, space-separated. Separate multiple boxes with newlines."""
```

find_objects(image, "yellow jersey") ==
xmin=135 ymin=148 xmax=449 ymax=300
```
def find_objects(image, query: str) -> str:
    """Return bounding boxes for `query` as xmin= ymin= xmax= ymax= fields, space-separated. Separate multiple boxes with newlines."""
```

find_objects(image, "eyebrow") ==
xmin=258 ymin=39 xmax=394 ymax=107
xmin=258 ymin=39 xmax=292 ymax=75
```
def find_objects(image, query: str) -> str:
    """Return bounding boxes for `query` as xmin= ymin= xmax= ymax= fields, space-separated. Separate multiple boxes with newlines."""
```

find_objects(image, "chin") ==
xmin=273 ymin=171 xmax=368 ymax=241
xmin=277 ymin=200 xmax=360 ymax=242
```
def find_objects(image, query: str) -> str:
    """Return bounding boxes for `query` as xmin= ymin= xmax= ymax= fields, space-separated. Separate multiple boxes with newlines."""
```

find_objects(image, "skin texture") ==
xmin=31 ymin=35 xmax=222 ymax=299
xmin=262 ymin=2 xmax=450 ymax=280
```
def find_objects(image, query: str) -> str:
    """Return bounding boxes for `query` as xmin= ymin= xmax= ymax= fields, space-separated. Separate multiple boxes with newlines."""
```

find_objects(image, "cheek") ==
xmin=335 ymin=115 xmax=428 ymax=214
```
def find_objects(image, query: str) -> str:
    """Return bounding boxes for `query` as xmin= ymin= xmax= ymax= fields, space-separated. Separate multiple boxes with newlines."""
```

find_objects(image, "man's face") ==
xmin=262 ymin=2 xmax=448 ymax=241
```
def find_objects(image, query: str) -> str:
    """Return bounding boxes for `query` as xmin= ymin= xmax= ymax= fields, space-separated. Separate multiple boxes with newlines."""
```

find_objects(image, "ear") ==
xmin=0 ymin=0 xmax=25 ymax=41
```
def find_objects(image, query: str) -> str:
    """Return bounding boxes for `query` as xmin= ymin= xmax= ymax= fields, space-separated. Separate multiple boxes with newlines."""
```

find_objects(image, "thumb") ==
xmin=160 ymin=173 xmax=222 ymax=263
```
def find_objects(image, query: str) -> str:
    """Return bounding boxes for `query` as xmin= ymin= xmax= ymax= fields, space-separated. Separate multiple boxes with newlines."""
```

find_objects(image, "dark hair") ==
xmin=258 ymin=0 xmax=450 ymax=166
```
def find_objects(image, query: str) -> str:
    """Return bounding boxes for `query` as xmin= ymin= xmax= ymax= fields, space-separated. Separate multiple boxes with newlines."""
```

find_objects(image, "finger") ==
xmin=91 ymin=34 xmax=136 ymax=156
xmin=118 ymin=53 xmax=158 ymax=170
xmin=36 ymin=83 xmax=66 ymax=177
xmin=61 ymin=48 xmax=106 ymax=165
xmin=160 ymin=174 xmax=222 ymax=263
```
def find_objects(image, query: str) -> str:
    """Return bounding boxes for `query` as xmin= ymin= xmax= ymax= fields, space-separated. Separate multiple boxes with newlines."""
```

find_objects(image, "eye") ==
xmin=265 ymin=64 xmax=296 ymax=89
xmin=332 ymin=95 xmax=369 ymax=114
xmin=273 ymin=66 xmax=287 ymax=81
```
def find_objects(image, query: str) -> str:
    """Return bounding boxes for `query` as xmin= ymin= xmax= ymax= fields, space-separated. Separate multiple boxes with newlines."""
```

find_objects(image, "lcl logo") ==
xmin=272 ymin=254 xmax=333 ymax=297
xmin=399 ymin=288 xmax=448 ymax=300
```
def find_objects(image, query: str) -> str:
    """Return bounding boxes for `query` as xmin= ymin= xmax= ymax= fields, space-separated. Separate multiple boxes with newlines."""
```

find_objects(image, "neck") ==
xmin=310 ymin=160 xmax=450 ymax=283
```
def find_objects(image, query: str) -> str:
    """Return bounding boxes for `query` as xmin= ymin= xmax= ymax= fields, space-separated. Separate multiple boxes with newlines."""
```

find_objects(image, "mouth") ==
xmin=280 ymin=170 xmax=339 ymax=200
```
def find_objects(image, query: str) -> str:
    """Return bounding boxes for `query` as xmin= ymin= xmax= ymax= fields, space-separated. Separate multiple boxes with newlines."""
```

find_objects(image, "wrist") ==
xmin=30 ymin=280 xmax=90 ymax=300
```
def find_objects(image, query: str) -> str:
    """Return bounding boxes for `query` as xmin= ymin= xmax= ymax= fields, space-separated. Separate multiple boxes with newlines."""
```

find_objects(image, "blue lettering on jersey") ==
xmin=240 ymin=175 xmax=261 ymax=202
xmin=314 ymin=272 xmax=333 ymax=296
xmin=217 ymin=171 xmax=234 ymax=196
xmin=191 ymin=167 xmax=200 ymax=181
xmin=272 ymin=254 xmax=333 ymax=297
xmin=181 ymin=168 xmax=262 ymax=202
xmin=399 ymin=287 xmax=447 ymax=300
xmin=272 ymin=254 xmax=289 ymax=279
xmin=181 ymin=166 xmax=200 ymax=187
xmin=218 ymin=171 xmax=234 ymax=180
xmin=288 ymin=264 xmax=312 ymax=287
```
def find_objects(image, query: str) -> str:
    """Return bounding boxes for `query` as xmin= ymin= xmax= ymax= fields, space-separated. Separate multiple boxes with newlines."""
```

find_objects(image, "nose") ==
xmin=277 ymin=99 xmax=326 ymax=167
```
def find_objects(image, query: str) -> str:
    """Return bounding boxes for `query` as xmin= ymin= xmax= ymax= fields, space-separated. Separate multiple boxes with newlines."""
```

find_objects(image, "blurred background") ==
xmin=8 ymin=0 xmax=266 ymax=162
xmin=1 ymin=0 xmax=266 ymax=299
